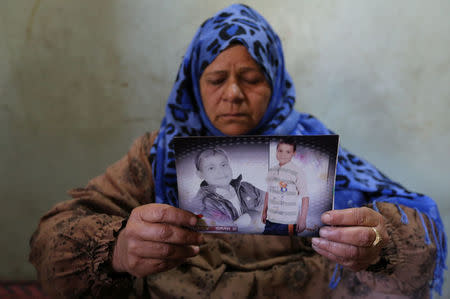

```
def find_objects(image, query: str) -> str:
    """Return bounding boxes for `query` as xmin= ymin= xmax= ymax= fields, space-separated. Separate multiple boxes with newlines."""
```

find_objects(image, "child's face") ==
xmin=197 ymin=154 xmax=233 ymax=187
xmin=276 ymin=143 xmax=295 ymax=166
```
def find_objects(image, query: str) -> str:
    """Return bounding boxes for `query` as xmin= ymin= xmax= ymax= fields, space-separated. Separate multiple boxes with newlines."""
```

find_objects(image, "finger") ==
xmin=321 ymin=207 xmax=380 ymax=227
xmin=311 ymin=237 xmax=376 ymax=262
xmin=319 ymin=226 xmax=378 ymax=247
xmin=311 ymin=241 xmax=348 ymax=266
xmin=128 ymin=240 xmax=200 ymax=260
xmin=132 ymin=222 xmax=204 ymax=245
xmin=310 ymin=242 xmax=369 ymax=272
xmin=128 ymin=257 xmax=185 ymax=278
xmin=135 ymin=204 xmax=198 ymax=227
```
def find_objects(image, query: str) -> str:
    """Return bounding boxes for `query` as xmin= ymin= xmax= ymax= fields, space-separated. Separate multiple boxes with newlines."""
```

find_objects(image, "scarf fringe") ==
xmin=372 ymin=200 xmax=379 ymax=212
xmin=396 ymin=204 xmax=409 ymax=224
xmin=424 ymin=213 xmax=447 ymax=296
xmin=328 ymin=264 xmax=343 ymax=289
xmin=415 ymin=208 xmax=431 ymax=245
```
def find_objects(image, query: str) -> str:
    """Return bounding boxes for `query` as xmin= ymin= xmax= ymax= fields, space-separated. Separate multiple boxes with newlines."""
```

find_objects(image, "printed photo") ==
xmin=174 ymin=135 xmax=339 ymax=236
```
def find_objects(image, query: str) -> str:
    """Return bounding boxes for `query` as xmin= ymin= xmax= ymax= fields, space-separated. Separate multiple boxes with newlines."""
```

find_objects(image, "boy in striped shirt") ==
xmin=261 ymin=139 xmax=309 ymax=236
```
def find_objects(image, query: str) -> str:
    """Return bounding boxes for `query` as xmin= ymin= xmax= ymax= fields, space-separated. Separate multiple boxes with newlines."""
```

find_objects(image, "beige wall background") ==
xmin=1 ymin=0 xmax=449 ymax=296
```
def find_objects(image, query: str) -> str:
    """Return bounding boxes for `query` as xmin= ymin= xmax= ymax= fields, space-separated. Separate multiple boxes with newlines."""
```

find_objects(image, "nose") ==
xmin=223 ymin=79 xmax=244 ymax=103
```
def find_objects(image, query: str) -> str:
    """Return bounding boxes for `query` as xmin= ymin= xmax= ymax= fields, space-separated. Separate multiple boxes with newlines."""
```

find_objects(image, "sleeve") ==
xmin=202 ymin=196 xmax=234 ymax=224
xmin=334 ymin=202 xmax=438 ymax=298
xmin=28 ymin=131 xmax=158 ymax=299
xmin=239 ymin=181 xmax=264 ymax=210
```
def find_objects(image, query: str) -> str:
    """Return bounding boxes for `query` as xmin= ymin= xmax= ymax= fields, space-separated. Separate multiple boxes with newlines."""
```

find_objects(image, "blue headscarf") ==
xmin=149 ymin=4 xmax=446 ymax=296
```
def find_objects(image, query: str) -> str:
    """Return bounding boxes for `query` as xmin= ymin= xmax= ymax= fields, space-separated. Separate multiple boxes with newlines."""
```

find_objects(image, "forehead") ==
xmin=202 ymin=45 xmax=262 ymax=73
xmin=199 ymin=152 xmax=229 ymax=165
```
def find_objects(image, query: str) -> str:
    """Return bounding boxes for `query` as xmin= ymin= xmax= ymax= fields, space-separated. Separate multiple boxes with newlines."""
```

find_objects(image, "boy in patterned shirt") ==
xmin=261 ymin=139 xmax=309 ymax=236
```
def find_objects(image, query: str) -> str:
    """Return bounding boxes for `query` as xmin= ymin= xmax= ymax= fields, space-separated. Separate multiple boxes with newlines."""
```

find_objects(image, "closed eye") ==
xmin=242 ymin=76 xmax=263 ymax=85
xmin=207 ymin=78 xmax=226 ymax=85
xmin=240 ymin=69 xmax=265 ymax=85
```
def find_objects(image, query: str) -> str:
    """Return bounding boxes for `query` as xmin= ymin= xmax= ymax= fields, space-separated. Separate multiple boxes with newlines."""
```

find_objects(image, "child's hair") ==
xmin=277 ymin=138 xmax=297 ymax=152
xmin=195 ymin=147 xmax=229 ymax=171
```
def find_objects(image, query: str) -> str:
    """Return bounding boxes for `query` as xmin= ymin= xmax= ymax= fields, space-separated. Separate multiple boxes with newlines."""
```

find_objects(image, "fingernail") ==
xmin=319 ymin=227 xmax=331 ymax=237
xmin=311 ymin=237 xmax=320 ymax=246
xmin=322 ymin=213 xmax=331 ymax=223
xmin=189 ymin=217 xmax=197 ymax=226
xmin=192 ymin=245 xmax=200 ymax=254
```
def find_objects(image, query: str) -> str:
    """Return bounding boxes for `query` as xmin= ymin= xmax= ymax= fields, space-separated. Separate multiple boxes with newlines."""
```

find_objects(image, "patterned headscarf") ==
xmin=150 ymin=4 xmax=446 ymax=295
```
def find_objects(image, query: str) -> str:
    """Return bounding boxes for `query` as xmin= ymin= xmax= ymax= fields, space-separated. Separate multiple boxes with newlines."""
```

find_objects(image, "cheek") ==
xmin=250 ymin=88 xmax=271 ymax=115
xmin=201 ymin=88 xmax=226 ymax=121
xmin=212 ymin=169 xmax=223 ymax=177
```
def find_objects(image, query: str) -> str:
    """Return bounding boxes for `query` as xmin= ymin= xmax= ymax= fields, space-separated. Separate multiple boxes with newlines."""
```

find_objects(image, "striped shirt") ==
xmin=266 ymin=161 xmax=308 ymax=224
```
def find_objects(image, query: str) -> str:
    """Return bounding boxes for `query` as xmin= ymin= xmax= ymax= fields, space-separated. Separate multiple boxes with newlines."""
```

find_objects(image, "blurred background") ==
xmin=1 ymin=0 xmax=449 ymax=296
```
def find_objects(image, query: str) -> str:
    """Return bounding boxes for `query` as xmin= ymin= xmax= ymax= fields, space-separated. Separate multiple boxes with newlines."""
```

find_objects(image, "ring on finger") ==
xmin=371 ymin=227 xmax=382 ymax=247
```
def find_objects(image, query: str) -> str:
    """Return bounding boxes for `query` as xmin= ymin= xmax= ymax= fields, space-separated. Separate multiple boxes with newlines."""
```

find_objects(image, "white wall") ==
xmin=1 ymin=0 xmax=449 ymax=296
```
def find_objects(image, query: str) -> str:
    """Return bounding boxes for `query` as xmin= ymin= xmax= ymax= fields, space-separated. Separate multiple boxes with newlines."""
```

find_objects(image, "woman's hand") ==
xmin=112 ymin=204 xmax=204 ymax=278
xmin=311 ymin=207 xmax=389 ymax=272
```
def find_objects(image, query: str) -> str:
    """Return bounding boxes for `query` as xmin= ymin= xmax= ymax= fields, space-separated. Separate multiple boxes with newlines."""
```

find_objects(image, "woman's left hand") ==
xmin=311 ymin=207 xmax=390 ymax=272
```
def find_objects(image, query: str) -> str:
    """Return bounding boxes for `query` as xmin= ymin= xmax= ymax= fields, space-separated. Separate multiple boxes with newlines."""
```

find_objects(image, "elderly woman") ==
xmin=29 ymin=4 xmax=446 ymax=298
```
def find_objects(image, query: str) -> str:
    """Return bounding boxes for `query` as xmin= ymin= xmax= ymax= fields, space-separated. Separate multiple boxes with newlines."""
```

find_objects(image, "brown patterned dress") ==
xmin=29 ymin=132 xmax=437 ymax=299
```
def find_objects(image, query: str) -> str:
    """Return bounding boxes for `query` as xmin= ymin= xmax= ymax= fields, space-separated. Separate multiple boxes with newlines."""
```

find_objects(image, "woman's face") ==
xmin=199 ymin=45 xmax=272 ymax=136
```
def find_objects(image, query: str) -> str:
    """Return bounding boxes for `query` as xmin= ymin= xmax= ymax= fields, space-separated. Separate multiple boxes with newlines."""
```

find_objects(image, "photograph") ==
xmin=174 ymin=135 xmax=339 ymax=236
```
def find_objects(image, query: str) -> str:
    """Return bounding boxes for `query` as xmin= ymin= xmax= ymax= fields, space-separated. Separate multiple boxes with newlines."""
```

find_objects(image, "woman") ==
xmin=29 ymin=4 xmax=446 ymax=298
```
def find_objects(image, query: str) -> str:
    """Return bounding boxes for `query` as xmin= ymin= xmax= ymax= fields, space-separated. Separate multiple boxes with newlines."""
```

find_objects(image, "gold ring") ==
xmin=371 ymin=227 xmax=382 ymax=247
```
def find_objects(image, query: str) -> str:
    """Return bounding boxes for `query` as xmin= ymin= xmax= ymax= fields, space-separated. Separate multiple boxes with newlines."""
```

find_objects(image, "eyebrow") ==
xmin=203 ymin=67 xmax=261 ymax=77
xmin=203 ymin=70 xmax=228 ymax=77
xmin=238 ymin=67 xmax=261 ymax=74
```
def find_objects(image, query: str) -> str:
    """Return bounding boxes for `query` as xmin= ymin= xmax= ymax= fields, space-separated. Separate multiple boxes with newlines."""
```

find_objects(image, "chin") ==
xmin=218 ymin=124 xmax=252 ymax=136
xmin=214 ymin=119 xmax=256 ymax=136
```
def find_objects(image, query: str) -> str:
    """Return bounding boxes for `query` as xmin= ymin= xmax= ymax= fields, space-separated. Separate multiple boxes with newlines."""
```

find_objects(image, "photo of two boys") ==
xmin=174 ymin=135 xmax=339 ymax=237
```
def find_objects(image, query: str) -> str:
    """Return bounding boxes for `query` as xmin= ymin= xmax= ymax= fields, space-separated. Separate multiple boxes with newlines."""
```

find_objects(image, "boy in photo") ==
xmin=261 ymin=139 xmax=310 ymax=236
xmin=190 ymin=148 xmax=264 ymax=229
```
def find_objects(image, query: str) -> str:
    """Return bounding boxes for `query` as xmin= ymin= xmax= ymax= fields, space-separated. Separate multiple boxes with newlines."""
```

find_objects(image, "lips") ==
xmin=219 ymin=113 xmax=248 ymax=119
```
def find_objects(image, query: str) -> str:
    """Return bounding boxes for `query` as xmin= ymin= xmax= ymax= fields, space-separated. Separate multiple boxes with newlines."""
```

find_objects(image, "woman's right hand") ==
xmin=112 ymin=204 xmax=204 ymax=278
